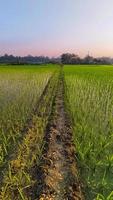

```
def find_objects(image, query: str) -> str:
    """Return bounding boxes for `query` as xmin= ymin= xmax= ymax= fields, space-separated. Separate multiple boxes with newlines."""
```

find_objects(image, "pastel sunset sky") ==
xmin=1 ymin=0 xmax=113 ymax=57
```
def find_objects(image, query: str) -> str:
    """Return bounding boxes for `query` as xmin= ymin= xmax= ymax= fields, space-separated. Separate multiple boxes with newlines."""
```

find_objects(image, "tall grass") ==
xmin=64 ymin=65 xmax=113 ymax=200
xmin=0 ymin=68 xmax=59 ymax=199
xmin=0 ymin=65 xmax=57 ymax=170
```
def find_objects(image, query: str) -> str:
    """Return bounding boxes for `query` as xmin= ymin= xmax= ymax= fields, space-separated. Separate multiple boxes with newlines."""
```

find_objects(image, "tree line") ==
xmin=0 ymin=54 xmax=60 ymax=64
xmin=61 ymin=53 xmax=113 ymax=65
xmin=0 ymin=53 xmax=113 ymax=65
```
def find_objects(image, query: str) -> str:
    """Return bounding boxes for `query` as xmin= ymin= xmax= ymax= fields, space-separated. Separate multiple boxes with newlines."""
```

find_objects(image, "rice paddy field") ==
xmin=0 ymin=65 xmax=59 ymax=199
xmin=0 ymin=65 xmax=57 ymax=167
xmin=0 ymin=64 xmax=113 ymax=200
xmin=64 ymin=65 xmax=113 ymax=200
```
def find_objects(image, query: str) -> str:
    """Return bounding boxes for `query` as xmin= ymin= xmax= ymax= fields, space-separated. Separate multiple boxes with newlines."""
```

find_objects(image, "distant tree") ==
xmin=71 ymin=55 xmax=81 ymax=64
xmin=83 ymin=55 xmax=94 ymax=64
xmin=61 ymin=53 xmax=81 ymax=64
xmin=61 ymin=53 xmax=71 ymax=64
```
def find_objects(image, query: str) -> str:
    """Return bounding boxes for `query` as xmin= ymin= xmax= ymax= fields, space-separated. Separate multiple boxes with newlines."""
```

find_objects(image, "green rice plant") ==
xmin=0 ymin=65 xmax=58 ymax=171
xmin=64 ymin=65 xmax=113 ymax=200
xmin=0 ymin=66 xmax=59 ymax=199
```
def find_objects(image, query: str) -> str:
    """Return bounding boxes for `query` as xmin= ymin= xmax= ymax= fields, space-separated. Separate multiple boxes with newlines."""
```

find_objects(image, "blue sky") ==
xmin=0 ymin=0 xmax=113 ymax=57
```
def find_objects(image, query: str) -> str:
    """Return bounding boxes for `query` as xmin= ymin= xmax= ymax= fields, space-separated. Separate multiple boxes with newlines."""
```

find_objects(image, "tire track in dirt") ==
xmin=36 ymin=69 xmax=84 ymax=200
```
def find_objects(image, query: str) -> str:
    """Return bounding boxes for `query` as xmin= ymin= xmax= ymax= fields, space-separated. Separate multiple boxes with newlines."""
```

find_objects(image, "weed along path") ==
xmin=37 ymin=70 xmax=83 ymax=200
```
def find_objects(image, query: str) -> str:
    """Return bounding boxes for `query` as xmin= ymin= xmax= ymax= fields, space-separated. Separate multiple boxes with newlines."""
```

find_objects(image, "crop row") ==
xmin=64 ymin=65 xmax=113 ymax=200
xmin=0 ymin=65 xmax=60 ymax=199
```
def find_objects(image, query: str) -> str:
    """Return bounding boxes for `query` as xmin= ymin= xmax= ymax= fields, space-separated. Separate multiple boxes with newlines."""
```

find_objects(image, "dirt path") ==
xmin=36 ymin=70 xmax=84 ymax=200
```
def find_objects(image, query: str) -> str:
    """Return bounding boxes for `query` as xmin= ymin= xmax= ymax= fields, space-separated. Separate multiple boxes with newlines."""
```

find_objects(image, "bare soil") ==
xmin=36 ymin=71 xmax=84 ymax=200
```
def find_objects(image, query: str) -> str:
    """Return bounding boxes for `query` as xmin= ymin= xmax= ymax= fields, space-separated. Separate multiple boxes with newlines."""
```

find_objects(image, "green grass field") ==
xmin=64 ymin=65 xmax=113 ymax=200
xmin=0 ymin=65 xmax=58 ymax=168
xmin=0 ymin=64 xmax=113 ymax=199
xmin=0 ymin=65 xmax=59 ymax=199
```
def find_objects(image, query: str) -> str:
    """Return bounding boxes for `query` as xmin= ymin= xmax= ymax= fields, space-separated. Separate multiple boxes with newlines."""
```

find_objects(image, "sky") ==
xmin=0 ymin=0 xmax=113 ymax=57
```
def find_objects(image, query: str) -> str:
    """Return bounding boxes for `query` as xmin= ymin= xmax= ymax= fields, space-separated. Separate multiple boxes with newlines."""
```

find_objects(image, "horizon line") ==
xmin=1 ymin=53 xmax=113 ymax=59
